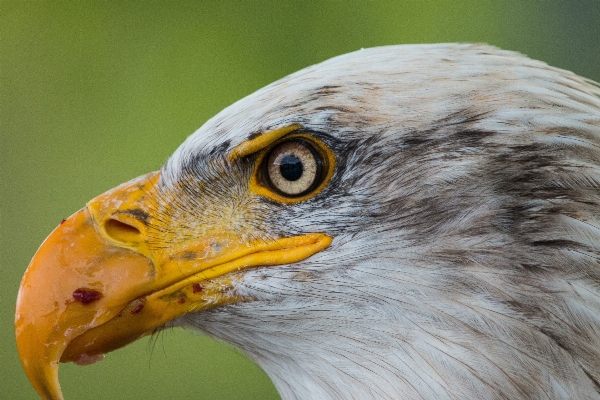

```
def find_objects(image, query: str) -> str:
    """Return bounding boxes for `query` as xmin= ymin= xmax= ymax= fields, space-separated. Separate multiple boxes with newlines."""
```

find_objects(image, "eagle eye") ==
xmin=264 ymin=140 xmax=323 ymax=197
xmin=249 ymin=133 xmax=335 ymax=203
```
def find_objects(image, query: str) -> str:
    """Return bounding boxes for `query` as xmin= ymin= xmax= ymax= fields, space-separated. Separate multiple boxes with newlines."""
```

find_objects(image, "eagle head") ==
xmin=16 ymin=44 xmax=600 ymax=399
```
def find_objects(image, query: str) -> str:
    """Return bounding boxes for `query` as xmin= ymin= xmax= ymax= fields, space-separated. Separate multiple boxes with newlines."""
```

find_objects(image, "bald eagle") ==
xmin=16 ymin=44 xmax=600 ymax=399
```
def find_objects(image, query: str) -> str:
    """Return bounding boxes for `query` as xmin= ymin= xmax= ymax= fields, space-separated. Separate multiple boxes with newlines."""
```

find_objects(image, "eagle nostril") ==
xmin=104 ymin=218 xmax=142 ymax=243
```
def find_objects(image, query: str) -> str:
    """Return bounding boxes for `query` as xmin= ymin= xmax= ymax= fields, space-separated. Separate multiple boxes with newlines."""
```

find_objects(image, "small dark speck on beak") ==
xmin=130 ymin=304 xmax=144 ymax=314
xmin=180 ymin=251 xmax=196 ymax=260
xmin=193 ymin=283 xmax=203 ymax=293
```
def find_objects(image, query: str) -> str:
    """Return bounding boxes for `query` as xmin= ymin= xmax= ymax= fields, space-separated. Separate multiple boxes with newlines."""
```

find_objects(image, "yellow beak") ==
xmin=15 ymin=171 xmax=331 ymax=400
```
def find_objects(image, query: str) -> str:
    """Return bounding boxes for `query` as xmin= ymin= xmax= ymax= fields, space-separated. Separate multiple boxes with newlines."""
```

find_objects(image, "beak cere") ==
xmin=15 ymin=171 xmax=331 ymax=400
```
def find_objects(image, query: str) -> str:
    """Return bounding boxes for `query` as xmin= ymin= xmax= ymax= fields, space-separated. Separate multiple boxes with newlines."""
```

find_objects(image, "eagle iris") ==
xmin=264 ymin=139 xmax=322 ymax=197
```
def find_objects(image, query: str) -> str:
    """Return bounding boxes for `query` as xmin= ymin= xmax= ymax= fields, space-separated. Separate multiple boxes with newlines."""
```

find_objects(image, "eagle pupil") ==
xmin=280 ymin=155 xmax=303 ymax=181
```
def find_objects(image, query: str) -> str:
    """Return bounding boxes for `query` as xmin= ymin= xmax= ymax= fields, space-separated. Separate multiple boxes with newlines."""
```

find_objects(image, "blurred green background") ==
xmin=2 ymin=1 xmax=599 ymax=399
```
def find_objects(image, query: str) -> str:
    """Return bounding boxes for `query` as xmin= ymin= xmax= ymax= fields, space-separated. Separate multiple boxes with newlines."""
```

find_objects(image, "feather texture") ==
xmin=158 ymin=44 xmax=600 ymax=399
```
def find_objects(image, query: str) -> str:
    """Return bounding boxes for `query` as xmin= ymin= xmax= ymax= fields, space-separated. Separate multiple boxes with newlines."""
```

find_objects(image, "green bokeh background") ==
xmin=2 ymin=1 xmax=599 ymax=399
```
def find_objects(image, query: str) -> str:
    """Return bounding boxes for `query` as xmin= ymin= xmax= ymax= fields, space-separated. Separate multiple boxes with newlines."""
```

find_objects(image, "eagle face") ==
xmin=16 ymin=44 xmax=600 ymax=399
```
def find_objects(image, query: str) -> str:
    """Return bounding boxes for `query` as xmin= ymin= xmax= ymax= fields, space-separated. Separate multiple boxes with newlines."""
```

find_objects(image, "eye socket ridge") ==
xmin=262 ymin=139 xmax=325 ymax=198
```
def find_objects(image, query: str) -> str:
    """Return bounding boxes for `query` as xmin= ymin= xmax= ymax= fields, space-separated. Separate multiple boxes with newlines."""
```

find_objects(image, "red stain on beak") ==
xmin=72 ymin=288 xmax=103 ymax=305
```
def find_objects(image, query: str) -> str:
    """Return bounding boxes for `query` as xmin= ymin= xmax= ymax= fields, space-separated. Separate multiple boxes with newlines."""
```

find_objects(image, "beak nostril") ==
xmin=104 ymin=219 xmax=142 ymax=243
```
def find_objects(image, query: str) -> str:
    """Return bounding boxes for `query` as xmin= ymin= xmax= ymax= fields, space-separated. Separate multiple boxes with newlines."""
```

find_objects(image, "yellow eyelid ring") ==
xmin=244 ymin=125 xmax=335 ymax=203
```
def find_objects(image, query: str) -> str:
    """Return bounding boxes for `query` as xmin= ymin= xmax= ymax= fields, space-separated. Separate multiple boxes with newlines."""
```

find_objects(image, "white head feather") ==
xmin=157 ymin=44 xmax=600 ymax=399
